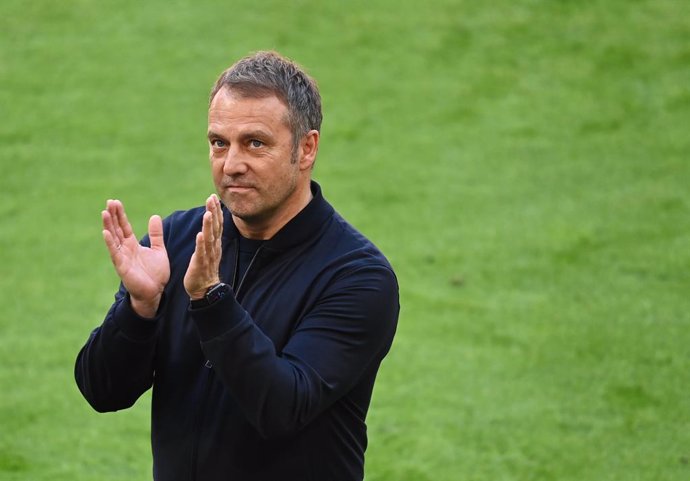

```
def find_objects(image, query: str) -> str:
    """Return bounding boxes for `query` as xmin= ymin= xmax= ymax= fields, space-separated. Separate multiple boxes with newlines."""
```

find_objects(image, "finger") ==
xmin=102 ymin=208 xmax=115 ymax=237
xmin=195 ymin=231 xmax=206 ymax=268
xmin=103 ymin=207 xmax=125 ymax=250
xmin=102 ymin=228 xmax=122 ymax=265
xmin=205 ymin=194 xmax=219 ymax=239
xmin=202 ymin=210 xmax=214 ymax=247
xmin=212 ymin=196 xmax=223 ymax=259
xmin=114 ymin=200 xmax=134 ymax=239
xmin=205 ymin=195 xmax=218 ymax=237
xmin=204 ymin=197 xmax=213 ymax=236
xmin=149 ymin=215 xmax=165 ymax=251
xmin=107 ymin=200 xmax=125 ymax=244
xmin=203 ymin=210 xmax=222 ymax=271
xmin=206 ymin=194 xmax=215 ymax=210
xmin=185 ymin=232 xmax=208 ymax=297
xmin=212 ymin=194 xmax=223 ymax=240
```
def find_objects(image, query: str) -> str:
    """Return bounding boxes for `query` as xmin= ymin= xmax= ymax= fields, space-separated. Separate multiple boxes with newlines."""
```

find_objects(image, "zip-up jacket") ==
xmin=75 ymin=182 xmax=399 ymax=481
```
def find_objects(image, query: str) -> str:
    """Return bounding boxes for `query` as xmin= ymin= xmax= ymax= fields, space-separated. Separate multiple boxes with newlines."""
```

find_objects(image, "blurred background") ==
xmin=1 ymin=0 xmax=688 ymax=479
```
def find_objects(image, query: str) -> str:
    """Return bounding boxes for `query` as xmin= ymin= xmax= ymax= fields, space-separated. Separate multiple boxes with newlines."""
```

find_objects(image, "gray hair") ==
xmin=210 ymin=51 xmax=323 ymax=148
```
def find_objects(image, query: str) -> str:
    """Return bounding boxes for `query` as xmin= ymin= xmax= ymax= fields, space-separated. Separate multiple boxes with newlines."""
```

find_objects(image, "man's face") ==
xmin=208 ymin=88 xmax=307 ymax=236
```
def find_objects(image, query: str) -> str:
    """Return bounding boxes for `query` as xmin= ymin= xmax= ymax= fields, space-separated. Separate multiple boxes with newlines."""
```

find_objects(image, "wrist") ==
xmin=190 ymin=282 xmax=230 ymax=309
xmin=187 ymin=278 xmax=221 ymax=300
xmin=130 ymin=293 xmax=162 ymax=319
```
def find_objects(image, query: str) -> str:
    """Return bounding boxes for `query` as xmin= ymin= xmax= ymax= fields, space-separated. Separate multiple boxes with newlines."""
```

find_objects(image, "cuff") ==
xmin=189 ymin=294 xmax=248 ymax=342
xmin=112 ymin=293 xmax=165 ymax=341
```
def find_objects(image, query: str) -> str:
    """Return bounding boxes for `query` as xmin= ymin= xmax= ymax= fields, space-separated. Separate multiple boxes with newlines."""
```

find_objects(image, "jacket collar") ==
xmin=222 ymin=181 xmax=334 ymax=251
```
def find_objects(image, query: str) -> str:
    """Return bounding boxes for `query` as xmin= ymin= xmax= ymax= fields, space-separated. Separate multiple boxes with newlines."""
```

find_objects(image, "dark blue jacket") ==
xmin=75 ymin=182 xmax=399 ymax=481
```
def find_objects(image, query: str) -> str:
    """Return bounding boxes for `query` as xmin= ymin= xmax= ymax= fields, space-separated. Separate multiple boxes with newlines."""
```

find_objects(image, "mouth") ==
xmin=224 ymin=184 xmax=255 ymax=193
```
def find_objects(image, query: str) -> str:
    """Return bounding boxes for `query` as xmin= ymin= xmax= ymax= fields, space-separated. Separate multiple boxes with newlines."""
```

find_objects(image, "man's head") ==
xmin=209 ymin=51 xmax=322 ymax=152
xmin=207 ymin=51 xmax=321 ymax=239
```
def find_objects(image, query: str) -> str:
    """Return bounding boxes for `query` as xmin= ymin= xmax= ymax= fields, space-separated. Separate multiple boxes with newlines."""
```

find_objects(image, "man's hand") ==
xmin=184 ymin=194 xmax=224 ymax=300
xmin=102 ymin=199 xmax=170 ymax=318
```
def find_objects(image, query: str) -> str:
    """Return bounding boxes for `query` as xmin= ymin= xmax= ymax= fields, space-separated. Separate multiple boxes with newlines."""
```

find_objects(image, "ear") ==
xmin=298 ymin=130 xmax=319 ymax=171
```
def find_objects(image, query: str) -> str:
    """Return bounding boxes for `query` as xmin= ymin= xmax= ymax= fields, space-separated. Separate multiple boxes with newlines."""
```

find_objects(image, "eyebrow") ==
xmin=207 ymin=129 xmax=274 ymax=142
xmin=239 ymin=129 xmax=273 ymax=141
xmin=207 ymin=130 xmax=226 ymax=141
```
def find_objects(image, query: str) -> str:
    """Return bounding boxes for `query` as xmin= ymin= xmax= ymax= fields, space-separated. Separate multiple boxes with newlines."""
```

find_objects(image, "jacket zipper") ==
xmin=235 ymin=244 xmax=264 ymax=298
xmin=189 ymin=368 xmax=213 ymax=481
xmin=189 ymin=240 xmax=263 ymax=479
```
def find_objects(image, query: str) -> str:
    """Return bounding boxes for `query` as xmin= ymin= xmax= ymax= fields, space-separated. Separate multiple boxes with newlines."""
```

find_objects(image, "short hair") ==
xmin=210 ymin=51 xmax=322 ymax=147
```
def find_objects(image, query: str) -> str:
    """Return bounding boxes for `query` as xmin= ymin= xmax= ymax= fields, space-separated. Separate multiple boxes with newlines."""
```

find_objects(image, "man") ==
xmin=74 ymin=51 xmax=399 ymax=481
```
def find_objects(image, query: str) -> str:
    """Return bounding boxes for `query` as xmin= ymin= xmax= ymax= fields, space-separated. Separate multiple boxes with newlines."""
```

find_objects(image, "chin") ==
xmin=228 ymin=205 xmax=260 ymax=221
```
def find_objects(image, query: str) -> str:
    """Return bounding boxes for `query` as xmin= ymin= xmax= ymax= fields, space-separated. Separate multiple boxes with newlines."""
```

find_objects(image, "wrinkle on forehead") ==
xmin=209 ymin=88 xmax=290 ymax=129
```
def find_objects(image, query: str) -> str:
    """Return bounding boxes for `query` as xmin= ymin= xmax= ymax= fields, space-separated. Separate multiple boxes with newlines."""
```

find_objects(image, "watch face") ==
xmin=190 ymin=283 xmax=230 ymax=309
xmin=207 ymin=283 xmax=229 ymax=304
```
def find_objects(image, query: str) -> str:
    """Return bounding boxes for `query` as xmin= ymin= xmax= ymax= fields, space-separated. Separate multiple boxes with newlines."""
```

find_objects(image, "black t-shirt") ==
xmin=236 ymin=235 xmax=264 ymax=285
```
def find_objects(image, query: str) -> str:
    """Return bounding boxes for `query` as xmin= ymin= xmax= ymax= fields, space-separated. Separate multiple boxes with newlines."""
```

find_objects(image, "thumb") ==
xmin=148 ymin=215 xmax=166 ymax=250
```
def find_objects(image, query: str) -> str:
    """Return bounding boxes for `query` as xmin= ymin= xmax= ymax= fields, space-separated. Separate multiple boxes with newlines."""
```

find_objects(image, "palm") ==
xmin=183 ymin=195 xmax=224 ymax=299
xmin=102 ymin=200 xmax=170 ymax=305
xmin=116 ymin=239 xmax=170 ymax=300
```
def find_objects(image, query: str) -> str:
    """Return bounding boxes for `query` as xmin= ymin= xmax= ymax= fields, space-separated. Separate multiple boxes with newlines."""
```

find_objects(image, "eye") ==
xmin=249 ymin=139 xmax=264 ymax=148
xmin=210 ymin=139 xmax=226 ymax=149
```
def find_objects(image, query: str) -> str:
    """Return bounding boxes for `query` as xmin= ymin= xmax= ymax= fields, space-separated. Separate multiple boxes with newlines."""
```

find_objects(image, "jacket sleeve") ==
xmin=74 ymin=287 xmax=163 ymax=412
xmin=191 ymin=262 xmax=399 ymax=439
xmin=74 ymin=208 xmax=188 ymax=413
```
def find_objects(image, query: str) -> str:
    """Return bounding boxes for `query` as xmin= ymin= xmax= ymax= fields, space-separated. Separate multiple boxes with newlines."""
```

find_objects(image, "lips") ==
xmin=225 ymin=186 xmax=256 ymax=197
xmin=223 ymin=183 xmax=254 ymax=190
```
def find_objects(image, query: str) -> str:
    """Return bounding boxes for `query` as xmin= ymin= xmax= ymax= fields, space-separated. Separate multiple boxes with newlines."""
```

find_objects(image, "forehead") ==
xmin=208 ymin=88 xmax=289 ymax=128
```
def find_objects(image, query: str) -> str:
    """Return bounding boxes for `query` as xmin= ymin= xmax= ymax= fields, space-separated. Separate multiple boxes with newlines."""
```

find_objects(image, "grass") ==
xmin=1 ymin=0 xmax=688 ymax=479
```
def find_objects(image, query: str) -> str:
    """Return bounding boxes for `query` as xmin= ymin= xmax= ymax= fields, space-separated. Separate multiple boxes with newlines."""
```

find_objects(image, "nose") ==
xmin=221 ymin=147 xmax=249 ymax=176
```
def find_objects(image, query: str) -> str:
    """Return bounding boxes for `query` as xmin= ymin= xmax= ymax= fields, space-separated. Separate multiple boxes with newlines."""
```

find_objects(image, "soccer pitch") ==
xmin=1 ymin=0 xmax=688 ymax=479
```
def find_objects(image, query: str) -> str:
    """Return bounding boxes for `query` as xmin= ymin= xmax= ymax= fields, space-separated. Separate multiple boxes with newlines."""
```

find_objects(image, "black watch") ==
xmin=190 ymin=283 xmax=231 ymax=309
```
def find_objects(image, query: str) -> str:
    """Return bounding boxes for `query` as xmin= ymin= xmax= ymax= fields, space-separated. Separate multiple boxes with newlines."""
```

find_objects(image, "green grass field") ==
xmin=1 ymin=0 xmax=688 ymax=479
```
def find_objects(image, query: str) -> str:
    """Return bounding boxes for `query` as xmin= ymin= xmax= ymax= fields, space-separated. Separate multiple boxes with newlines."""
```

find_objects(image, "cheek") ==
xmin=210 ymin=154 xmax=223 ymax=169
xmin=210 ymin=160 xmax=224 ymax=181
